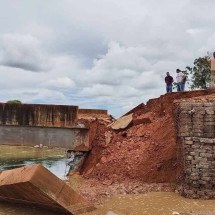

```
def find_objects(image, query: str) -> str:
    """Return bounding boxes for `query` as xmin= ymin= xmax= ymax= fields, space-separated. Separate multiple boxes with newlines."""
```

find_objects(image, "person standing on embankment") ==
xmin=176 ymin=69 xmax=186 ymax=92
xmin=165 ymin=72 xmax=174 ymax=93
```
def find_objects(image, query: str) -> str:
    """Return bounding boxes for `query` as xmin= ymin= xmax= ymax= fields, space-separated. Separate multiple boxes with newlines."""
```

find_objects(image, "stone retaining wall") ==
xmin=175 ymin=100 xmax=215 ymax=199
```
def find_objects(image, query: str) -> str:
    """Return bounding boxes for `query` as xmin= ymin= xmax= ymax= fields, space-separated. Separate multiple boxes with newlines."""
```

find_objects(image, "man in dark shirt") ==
xmin=165 ymin=72 xmax=174 ymax=93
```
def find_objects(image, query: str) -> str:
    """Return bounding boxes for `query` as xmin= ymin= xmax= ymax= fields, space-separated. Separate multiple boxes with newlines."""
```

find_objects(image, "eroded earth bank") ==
xmin=68 ymin=90 xmax=215 ymax=213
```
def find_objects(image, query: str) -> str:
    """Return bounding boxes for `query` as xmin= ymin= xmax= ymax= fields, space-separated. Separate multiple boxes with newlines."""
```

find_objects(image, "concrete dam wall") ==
xmin=0 ymin=103 xmax=108 ymax=150
xmin=0 ymin=125 xmax=89 ymax=151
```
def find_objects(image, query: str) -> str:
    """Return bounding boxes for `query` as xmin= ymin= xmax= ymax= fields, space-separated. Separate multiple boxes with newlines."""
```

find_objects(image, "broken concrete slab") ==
xmin=109 ymin=114 xmax=133 ymax=130
xmin=0 ymin=164 xmax=95 ymax=214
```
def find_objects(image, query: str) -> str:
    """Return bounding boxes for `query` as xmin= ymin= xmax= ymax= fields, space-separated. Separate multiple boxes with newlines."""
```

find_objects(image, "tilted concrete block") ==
xmin=0 ymin=164 xmax=96 ymax=214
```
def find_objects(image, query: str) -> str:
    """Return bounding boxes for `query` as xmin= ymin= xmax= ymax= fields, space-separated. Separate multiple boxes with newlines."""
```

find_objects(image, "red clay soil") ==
xmin=81 ymin=90 xmax=215 ymax=184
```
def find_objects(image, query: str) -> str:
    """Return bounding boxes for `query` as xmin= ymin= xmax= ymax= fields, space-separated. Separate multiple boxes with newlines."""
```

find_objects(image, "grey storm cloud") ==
xmin=0 ymin=34 xmax=49 ymax=72
xmin=0 ymin=0 xmax=215 ymax=116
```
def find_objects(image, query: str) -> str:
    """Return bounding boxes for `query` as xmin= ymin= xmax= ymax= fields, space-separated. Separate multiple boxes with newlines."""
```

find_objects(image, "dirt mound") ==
xmin=81 ymin=90 xmax=215 ymax=183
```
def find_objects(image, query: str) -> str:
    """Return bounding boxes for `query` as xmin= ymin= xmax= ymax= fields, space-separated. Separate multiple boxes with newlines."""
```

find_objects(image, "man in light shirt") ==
xmin=176 ymin=69 xmax=185 ymax=92
xmin=210 ymin=52 xmax=215 ymax=88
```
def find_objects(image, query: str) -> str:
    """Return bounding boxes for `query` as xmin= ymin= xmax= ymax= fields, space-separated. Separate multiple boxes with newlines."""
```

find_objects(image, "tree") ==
xmin=186 ymin=54 xmax=211 ymax=90
xmin=6 ymin=100 xmax=22 ymax=104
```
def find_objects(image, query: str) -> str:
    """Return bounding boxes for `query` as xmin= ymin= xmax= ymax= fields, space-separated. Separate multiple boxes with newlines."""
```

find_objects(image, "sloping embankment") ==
xmin=81 ymin=90 xmax=215 ymax=184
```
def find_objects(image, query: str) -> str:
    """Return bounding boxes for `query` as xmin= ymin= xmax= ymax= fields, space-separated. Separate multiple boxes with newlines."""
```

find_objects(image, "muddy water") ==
xmin=0 ymin=192 xmax=215 ymax=215
xmin=85 ymin=192 xmax=215 ymax=215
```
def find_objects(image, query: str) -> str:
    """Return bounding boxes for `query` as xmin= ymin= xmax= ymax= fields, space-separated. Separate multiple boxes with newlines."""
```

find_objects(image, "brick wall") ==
xmin=175 ymin=100 xmax=215 ymax=199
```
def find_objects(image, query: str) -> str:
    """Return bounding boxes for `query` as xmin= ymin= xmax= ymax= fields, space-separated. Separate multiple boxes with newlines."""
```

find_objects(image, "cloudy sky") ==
xmin=0 ymin=0 xmax=215 ymax=117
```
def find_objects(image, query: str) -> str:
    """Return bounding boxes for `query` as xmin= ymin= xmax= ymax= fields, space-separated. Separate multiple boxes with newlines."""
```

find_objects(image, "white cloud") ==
xmin=43 ymin=77 xmax=76 ymax=89
xmin=0 ymin=0 xmax=215 ymax=117
xmin=0 ymin=34 xmax=50 ymax=72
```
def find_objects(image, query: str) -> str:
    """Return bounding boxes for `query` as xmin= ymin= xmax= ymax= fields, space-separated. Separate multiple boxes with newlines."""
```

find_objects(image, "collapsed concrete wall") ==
xmin=175 ymin=99 xmax=215 ymax=199
xmin=0 ymin=103 xmax=87 ymax=150
xmin=0 ymin=103 xmax=78 ymax=127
